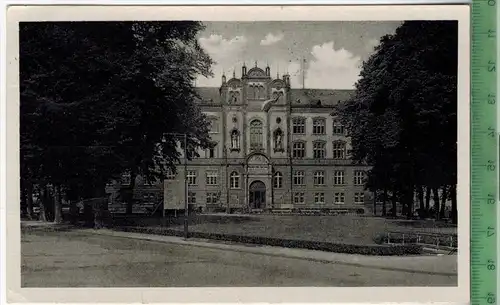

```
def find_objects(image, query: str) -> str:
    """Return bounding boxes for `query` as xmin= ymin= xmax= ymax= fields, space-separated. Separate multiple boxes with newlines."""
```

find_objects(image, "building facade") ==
xmin=165 ymin=63 xmax=372 ymax=214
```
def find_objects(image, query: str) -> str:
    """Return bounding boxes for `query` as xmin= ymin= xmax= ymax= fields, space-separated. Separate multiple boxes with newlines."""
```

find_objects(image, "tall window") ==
xmin=188 ymin=192 xmax=196 ymax=204
xmin=313 ymin=118 xmax=326 ymax=134
xmin=334 ymin=192 xmax=345 ymax=204
xmin=292 ymin=142 xmax=306 ymax=158
xmin=293 ymin=170 xmax=305 ymax=185
xmin=209 ymin=117 xmax=219 ymax=133
xmin=187 ymin=170 xmax=197 ymax=185
xmin=230 ymin=171 xmax=240 ymax=189
xmin=206 ymin=170 xmax=218 ymax=185
xmin=250 ymin=120 xmax=264 ymax=151
xmin=354 ymin=192 xmax=365 ymax=204
xmin=313 ymin=141 xmax=326 ymax=159
xmin=333 ymin=121 xmax=344 ymax=135
xmin=206 ymin=192 xmax=219 ymax=204
xmin=292 ymin=117 xmax=306 ymax=134
xmin=334 ymin=170 xmax=345 ymax=185
xmin=354 ymin=170 xmax=365 ymax=185
xmin=333 ymin=141 xmax=346 ymax=159
xmin=294 ymin=192 xmax=305 ymax=204
xmin=313 ymin=171 xmax=325 ymax=186
xmin=273 ymin=171 xmax=283 ymax=188
xmin=314 ymin=193 xmax=325 ymax=204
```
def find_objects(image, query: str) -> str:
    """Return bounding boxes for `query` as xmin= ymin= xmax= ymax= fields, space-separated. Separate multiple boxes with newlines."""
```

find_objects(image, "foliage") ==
xmin=334 ymin=21 xmax=457 ymax=223
xmin=20 ymin=21 xmax=214 ymax=220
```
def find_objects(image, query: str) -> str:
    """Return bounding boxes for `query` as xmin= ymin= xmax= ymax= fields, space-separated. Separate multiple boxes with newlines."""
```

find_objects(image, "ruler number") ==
xmin=487 ymin=259 xmax=496 ymax=270
xmin=487 ymin=293 xmax=496 ymax=304
xmin=488 ymin=60 xmax=496 ymax=72
xmin=487 ymin=226 xmax=495 ymax=237
xmin=488 ymin=0 xmax=496 ymax=6
xmin=487 ymin=160 xmax=496 ymax=171
xmin=488 ymin=93 xmax=496 ymax=104
xmin=488 ymin=29 xmax=496 ymax=38
xmin=487 ymin=193 xmax=496 ymax=204
xmin=488 ymin=127 xmax=496 ymax=137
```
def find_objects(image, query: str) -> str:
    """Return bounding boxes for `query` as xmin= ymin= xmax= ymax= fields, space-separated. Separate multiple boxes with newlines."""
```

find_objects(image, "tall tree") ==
xmin=334 ymin=21 xmax=457 ymax=223
xmin=20 ymin=22 xmax=214 ymax=223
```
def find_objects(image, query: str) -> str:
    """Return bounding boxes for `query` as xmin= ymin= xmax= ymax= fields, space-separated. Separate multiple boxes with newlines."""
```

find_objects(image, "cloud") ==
xmin=301 ymin=41 xmax=362 ymax=89
xmin=260 ymin=33 xmax=284 ymax=46
xmin=197 ymin=34 xmax=248 ymax=87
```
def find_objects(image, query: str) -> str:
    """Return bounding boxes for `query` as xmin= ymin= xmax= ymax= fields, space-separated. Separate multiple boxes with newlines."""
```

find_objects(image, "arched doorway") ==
xmin=249 ymin=180 xmax=266 ymax=210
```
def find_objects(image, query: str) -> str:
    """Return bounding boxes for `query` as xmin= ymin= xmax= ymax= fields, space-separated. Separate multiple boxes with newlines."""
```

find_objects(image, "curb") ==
xmin=85 ymin=229 xmax=458 ymax=277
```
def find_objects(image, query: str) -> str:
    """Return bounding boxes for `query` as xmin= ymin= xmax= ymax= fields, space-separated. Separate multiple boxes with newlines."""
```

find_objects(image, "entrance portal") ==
xmin=249 ymin=180 xmax=266 ymax=210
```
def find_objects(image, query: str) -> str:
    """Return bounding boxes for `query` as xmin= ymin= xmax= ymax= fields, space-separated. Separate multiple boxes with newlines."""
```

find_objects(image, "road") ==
xmin=21 ymin=230 xmax=457 ymax=287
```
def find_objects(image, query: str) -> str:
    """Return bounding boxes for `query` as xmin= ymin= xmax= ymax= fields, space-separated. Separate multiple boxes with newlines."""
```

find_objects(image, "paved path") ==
xmin=21 ymin=229 xmax=457 ymax=287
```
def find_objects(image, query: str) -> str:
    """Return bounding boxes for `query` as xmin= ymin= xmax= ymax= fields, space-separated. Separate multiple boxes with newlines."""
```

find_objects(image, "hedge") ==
xmin=115 ymin=226 xmax=423 ymax=256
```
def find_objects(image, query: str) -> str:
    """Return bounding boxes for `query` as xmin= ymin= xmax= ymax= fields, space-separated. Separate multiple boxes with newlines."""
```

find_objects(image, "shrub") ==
xmin=115 ymin=226 xmax=423 ymax=256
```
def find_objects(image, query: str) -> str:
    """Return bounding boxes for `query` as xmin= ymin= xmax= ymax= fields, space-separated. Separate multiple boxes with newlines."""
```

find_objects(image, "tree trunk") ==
xmin=425 ymin=186 xmax=431 ymax=212
xmin=450 ymin=184 xmax=457 ymax=224
xmin=39 ymin=186 xmax=52 ymax=222
xmin=126 ymin=172 xmax=137 ymax=215
xmin=382 ymin=188 xmax=387 ymax=216
xmin=26 ymin=181 xmax=34 ymax=220
xmin=391 ymin=193 xmax=397 ymax=217
xmin=20 ymin=181 xmax=28 ymax=219
xmin=406 ymin=187 xmax=414 ymax=219
xmin=433 ymin=187 xmax=440 ymax=220
xmin=418 ymin=186 xmax=425 ymax=212
xmin=53 ymin=185 xmax=63 ymax=224
xmin=440 ymin=185 xmax=448 ymax=220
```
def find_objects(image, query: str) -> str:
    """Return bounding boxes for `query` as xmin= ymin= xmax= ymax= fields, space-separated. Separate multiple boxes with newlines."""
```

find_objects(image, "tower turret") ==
xmin=265 ymin=64 xmax=270 ymax=76
xmin=222 ymin=72 xmax=226 ymax=84
xmin=242 ymin=63 xmax=247 ymax=76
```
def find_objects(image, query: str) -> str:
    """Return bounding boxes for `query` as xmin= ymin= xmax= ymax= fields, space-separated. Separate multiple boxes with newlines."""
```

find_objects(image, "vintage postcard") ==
xmin=5 ymin=4 xmax=469 ymax=303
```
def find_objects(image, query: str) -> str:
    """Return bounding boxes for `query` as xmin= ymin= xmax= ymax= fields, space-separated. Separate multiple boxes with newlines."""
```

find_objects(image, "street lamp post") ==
xmin=164 ymin=132 xmax=189 ymax=240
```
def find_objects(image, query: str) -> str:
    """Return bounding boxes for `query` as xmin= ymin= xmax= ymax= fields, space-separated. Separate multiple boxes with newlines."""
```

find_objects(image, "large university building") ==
xmin=107 ymin=63 xmax=373 ymax=214
xmin=166 ymin=63 xmax=372 ymax=214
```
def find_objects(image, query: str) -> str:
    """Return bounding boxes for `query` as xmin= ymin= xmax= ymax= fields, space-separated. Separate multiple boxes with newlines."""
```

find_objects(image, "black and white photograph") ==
xmin=5 ymin=5 xmax=469 ymax=303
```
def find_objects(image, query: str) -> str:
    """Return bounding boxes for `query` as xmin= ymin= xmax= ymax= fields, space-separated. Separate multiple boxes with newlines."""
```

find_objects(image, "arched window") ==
xmin=292 ymin=141 xmax=306 ymax=159
xmin=230 ymin=171 xmax=240 ymax=189
xmin=333 ymin=141 xmax=346 ymax=159
xmin=250 ymin=120 xmax=263 ymax=151
xmin=273 ymin=171 xmax=283 ymax=189
xmin=313 ymin=141 xmax=326 ymax=159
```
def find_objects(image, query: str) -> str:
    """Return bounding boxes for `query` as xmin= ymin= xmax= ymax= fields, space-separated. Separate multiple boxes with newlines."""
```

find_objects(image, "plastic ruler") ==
xmin=471 ymin=0 xmax=498 ymax=304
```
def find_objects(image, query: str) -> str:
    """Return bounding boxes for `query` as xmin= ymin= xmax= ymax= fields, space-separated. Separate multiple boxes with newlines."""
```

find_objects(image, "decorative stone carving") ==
xmin=273 ymin=128 xmax=284 ymax=152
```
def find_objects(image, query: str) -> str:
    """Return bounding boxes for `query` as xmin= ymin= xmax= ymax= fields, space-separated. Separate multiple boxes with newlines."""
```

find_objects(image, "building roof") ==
xmin=194 ymin=87 xmax=221 ymax=103
xmin=290 ymin=89 xmax=354 ymax=107
xmin=194 ymin=87 xmax=354 ymax=106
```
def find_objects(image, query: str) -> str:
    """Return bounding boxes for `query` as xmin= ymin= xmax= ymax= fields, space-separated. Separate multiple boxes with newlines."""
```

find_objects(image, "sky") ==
xmin=195 ymin=21 xmax=401 ymax=90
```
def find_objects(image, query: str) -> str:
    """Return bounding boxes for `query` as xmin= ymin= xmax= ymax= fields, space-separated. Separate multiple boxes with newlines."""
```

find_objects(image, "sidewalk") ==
xmin=88 ymin=228 xmax=458 ymax=276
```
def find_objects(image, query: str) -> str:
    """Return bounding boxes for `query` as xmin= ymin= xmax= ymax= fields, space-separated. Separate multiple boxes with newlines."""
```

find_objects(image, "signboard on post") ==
xmin=163 ymin=179 xmax=185 ymax=210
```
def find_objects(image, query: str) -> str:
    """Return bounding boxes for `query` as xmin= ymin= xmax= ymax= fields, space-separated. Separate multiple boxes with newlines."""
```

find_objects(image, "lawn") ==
xmin=115 ymin=214 xmax=457 ymax=245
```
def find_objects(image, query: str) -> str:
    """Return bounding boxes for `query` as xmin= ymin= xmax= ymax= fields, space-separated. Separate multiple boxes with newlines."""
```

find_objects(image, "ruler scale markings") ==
xmin=471 ymin=0 xmax=498 ymax=304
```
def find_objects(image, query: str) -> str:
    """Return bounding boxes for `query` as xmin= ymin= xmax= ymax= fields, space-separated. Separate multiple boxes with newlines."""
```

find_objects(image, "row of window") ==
xmin=186 ymin=191 xmax=365 ymax=205
xmin=208 ymin=117 xmax=345 ymax=136
xmin=175 ymin=170 xmax=366 ymax=188
xmin=201 ymin=141 xmax=348 ymax=159
xmin=294 ymin=192 xmax=364 ymax=204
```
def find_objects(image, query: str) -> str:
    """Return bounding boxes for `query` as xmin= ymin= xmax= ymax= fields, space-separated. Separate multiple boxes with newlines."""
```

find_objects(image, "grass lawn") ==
xmin=116 ymin=214 xmax=457 ymax=245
